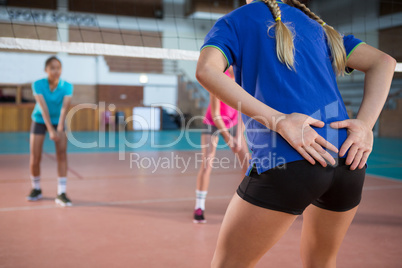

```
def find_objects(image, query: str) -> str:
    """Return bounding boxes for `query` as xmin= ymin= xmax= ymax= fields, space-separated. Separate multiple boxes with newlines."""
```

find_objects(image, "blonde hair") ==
xmin=263 ymin=0 xmax=295 ymax=70
xmin=262 ymin=0 xmax=347 ymax=75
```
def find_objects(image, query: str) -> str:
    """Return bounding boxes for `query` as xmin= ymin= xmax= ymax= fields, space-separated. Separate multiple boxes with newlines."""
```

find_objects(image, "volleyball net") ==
xmin=0 ymin=1 xmax=401 ymax=70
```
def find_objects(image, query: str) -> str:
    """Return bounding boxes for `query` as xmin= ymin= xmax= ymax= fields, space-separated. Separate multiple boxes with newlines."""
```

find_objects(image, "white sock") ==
xmin=195 ymin=190 xmax=208 ymax=210
xmin=57 ymin=177 xmax=67 ymax=195
xmin=31 ymin=176 xmax=40 ymax=190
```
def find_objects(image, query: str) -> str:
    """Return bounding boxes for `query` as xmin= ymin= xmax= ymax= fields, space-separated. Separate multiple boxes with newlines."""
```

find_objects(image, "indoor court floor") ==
xmin=0 ymin=131 xmax=401 ymax=267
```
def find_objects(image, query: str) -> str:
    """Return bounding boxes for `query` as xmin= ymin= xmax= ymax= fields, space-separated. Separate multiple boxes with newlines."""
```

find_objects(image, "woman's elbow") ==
xmin=195 ymin=66 xmax=205 ymax=84
xmin=380 ymin=53 xmax=397 ymax=71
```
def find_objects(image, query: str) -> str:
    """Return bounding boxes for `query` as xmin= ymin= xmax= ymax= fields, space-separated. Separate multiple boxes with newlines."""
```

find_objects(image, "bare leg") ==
xmin=30 ymin=133 xmax=45 ymax=177
xmin=212 ymin=194 xmax=298 ymax=268
xmin=300 ymin=205 xmax=359 ymax=268
xmin=233 ymin=131 xmax=251 ymax=175
xmin=55 ymin=131 xmax=68 ymax=177
xmin=196 ymin=134 xmax=219 ymax=191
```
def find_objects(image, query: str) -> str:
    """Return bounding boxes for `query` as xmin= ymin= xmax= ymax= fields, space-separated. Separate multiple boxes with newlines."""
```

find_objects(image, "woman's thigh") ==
xmin=30 ymin=133 xmax=45 ymax=159
xmin=212 ymin=194 xmax=298 ymax=267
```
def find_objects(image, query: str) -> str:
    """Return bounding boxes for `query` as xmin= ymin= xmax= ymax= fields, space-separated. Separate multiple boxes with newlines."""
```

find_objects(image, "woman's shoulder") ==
xmin=59 ymin=79 xmax=73 ymax=89
xmin=32 ymin=78 xmax=48 ymax=90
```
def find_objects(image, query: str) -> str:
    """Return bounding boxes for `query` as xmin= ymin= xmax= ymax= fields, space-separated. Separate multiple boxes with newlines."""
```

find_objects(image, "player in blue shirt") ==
xmin=27 ymin=56 xmax=74 ymax=207
xmin=196 ymin=0 xmax=396 ymax=267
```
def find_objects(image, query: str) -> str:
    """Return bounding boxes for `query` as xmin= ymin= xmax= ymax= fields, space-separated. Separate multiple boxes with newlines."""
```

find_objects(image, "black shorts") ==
xmin=202 ymin=123 xmax=238 ymax=136
xmin=30 ymin=121 xmax=58 ymax=135
xmin=237 ymin=158 xmax=366 ymax=215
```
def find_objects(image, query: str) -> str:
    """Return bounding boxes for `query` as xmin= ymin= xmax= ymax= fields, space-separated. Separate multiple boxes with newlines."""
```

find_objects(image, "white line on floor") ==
xmin=0 ymin=195 xmax=233 ymax=212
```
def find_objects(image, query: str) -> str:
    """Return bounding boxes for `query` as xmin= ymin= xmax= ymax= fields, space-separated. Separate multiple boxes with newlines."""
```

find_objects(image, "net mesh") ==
xmin=0 ymin=0 xmax=401 ymax=70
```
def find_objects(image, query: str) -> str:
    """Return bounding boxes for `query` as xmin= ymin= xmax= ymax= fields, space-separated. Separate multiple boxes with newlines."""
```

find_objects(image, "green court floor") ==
xmin=0 ymin=131 xmax=401 ymax=180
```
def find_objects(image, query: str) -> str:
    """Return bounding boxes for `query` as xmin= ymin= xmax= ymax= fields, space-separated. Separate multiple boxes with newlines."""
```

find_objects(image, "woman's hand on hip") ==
xmin=276 ymin=113 xmax=338 ymax=167
xmin=330 ymin=119 xmax=373 ymax=170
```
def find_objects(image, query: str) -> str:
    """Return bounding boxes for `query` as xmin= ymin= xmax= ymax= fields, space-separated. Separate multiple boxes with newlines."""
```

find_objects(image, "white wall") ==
xmin=143 ymin=86 xmax=178 ymax=111
xmin=0 ymin=52 xmax=178 ymax=107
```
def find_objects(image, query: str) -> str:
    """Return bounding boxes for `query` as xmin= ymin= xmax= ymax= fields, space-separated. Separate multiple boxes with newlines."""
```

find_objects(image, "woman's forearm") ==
xmin=36 ymin=96 xmax=55 ymax=132
xmin=197 ymin=66 xmax=285 ymax=132
xmin=58 ymin=108 xmax=67 ymax=131
xmin=58 ymin=97 xmax=72 ymax=131
xmin=209 ymin=95 xmax=232 ymax=142
xmin=42 ymin=109 xmax=54 ymax=131
xmin=212 ymin=116 xmax=232 ymax=142
xmin=356 ymin=54 xmax=396 ymax=129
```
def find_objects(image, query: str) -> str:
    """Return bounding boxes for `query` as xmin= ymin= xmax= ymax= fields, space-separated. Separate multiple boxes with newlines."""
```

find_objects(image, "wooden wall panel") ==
xmin=67 ymin=106 xmax=134 ymax=131
xmin=0 ymin=104 xmax=34 ymax=132
xmin=379 ymin=26 xmax=402 ymax=79
xmin=379 ymin=99 xmax=402 ymax=138
xmin=189 ymin=0 xmax=245 ymax=14
xmin=380 ymin=0 xmax=402 ymax=16
xmin=98 ymin=85 xmax=143 ymax=107
xmin=5 ymin=0 xmax=57 ymax=9
xmin=68 ymin=107 xmax=98 ymax=131
xmin=104 ymin=57 xmax=164 ymax=73
xmin=71 ymin=85 xmax=97 ymax=105
xmin=0 ymin=23 xmax=57 ymax=53
xmin=0 ymin=23 xmax=57 ymax=40
xmin=0 ymin=104 xmax=135 ymax=132
xmin=68 ymin=0 xmax=163 ymax=19
xmin=0 ymin=83 xmax=141 ymax=131
xmin=69 ymin=27 xmax=163 ymax=73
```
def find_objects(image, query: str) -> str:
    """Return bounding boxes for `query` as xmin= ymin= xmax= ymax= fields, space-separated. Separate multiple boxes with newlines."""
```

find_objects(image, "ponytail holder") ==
xmin=275 ymin=17 xmax=281 ymax=22
xmin=321 ymin=22 xmax=327 ymax=26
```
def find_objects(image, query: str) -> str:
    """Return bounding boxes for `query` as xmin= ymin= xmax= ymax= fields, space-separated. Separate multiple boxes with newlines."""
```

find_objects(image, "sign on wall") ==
xmin=0 ymin=7 xmax=97 ymax=26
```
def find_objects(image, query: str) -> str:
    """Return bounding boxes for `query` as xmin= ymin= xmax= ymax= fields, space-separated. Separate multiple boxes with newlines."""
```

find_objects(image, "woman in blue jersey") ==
xmin=27 ymin=56 xmax=74 ymax=207
xmin=196 ymin=0 xmax=396 ymax=267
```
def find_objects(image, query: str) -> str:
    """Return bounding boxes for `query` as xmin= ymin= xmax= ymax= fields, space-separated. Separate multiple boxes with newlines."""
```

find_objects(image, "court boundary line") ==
xmin=2 ymin=183 xmax=402 ymax=213
xmin=0 ymin=195 xmax=233 ymax=212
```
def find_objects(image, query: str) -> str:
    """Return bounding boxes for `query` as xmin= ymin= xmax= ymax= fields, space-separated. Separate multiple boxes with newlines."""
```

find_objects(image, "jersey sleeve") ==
xmin=343 ymin=35 xmax=365 ymax=74
xmin=200 ymin=15 xmax=239 ymax=71
xmin=32 ymin=80 xmax=42 ymax=96
xmin=64 ymin=82 xmax=74 ymax=97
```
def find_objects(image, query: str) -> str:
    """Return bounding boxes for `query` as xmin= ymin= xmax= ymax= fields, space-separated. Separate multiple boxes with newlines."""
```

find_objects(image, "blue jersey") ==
xmin=31 ymin=78 xmax=74 ymax=125
xmin=201 ymin=0 xmax=365 ymax=174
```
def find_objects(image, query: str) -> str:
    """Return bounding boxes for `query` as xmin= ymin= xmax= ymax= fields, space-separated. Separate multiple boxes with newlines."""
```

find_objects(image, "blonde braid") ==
xmin=262 ymin=0 xmax=295 ymax=70
xmin=290 ymin=0 xmax=347 ymax=75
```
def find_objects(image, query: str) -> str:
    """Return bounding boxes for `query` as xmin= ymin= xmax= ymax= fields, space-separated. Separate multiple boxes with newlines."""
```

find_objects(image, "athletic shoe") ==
xmin=193 ymin=208 xmax=207 ymax=224
xmin=27 ymin=189 xmax=43 ymax=201
xmin=55 ymin=193 xmax=72 ymax=207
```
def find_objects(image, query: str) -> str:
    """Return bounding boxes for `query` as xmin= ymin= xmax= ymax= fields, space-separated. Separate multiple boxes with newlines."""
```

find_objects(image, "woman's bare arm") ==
xmin=35 ymin=95 xmax=58 ymax=140
xmin=330 ymin=44 xmax=396 ymax=170
xmin=57 ymin=96 xmax=72 ymax=132
xmin=196 ymin=47 xmax=338 ymax=167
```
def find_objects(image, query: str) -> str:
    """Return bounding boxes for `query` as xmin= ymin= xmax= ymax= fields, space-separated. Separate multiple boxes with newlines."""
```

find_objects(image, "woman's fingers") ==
xmin=307 ymin=117 xmax=325 ymax=128
xmin=303 ymin=145 xmax=327 ymax=167
xmin=330 ymin=120 xmax=351 ymax=129
xmin=339 ymin=137 xmax=354 ymax=157
xmin=295 ymin=147 xmax=316 ymax=165
xmin=346 ymin=144 xmax=359 ymax=166
xmin=312 ymin=143 xmax=336 ymax=165
xmin=350 ymin=149 xmax=364 ymax=170
xmin=358 ymin=151 xmax=370 ymax=169
xmin=315 ymin=135 xmax=338 ymax=154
